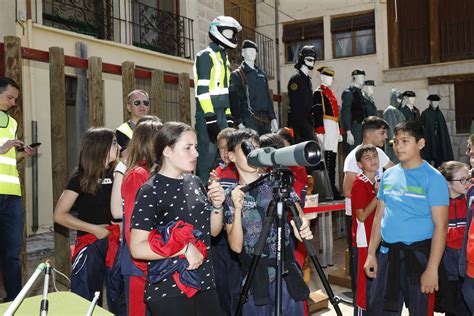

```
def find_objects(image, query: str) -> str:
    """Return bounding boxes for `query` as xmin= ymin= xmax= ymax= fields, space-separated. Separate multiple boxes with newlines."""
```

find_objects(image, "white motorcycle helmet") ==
xmin=209 ymin=16 xmax=242 ymax=49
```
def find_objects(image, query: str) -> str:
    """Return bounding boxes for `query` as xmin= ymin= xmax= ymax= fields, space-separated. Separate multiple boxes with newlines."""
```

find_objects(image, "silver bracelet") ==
xmin=212 ymin=205 xmax=224 ymax=213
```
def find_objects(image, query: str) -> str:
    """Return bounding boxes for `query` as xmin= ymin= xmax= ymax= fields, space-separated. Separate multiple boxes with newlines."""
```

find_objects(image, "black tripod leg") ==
xmin=236 ymin=200 xmax=277 ymax=316
xmin=287 ymin=201 xmax=343 ymax=316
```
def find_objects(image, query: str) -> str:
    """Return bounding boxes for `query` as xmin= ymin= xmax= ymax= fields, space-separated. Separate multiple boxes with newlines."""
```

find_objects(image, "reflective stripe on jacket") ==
xmin=0 ymin=114 xmax=20 ymax=196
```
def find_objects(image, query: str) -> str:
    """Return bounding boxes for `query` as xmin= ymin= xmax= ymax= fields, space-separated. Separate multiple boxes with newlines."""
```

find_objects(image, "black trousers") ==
xmin=146 ymin=289 xmax=223 ymax=316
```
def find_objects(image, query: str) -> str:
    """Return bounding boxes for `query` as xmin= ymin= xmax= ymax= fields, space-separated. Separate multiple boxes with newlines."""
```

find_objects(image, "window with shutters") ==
xmin=331 ymin=11 xmax=375 ymax=58
xmin=439 ymin=0 xmax=474 ymax=62
xmin=283 ymin=19 xmax=324 ymax=63
xmin=454 ymin=82 xmax=474 ymax=133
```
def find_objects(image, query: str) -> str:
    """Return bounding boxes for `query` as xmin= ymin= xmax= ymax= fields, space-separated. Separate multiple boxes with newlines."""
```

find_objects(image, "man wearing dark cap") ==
xmin=229 ymin=40 xmax=277 ymax=135
xmin=341 ymin=69 xmax=367 ymax=154
xmin=399 ymin=90 xmax=420 ymax=121
xmin=421 ymin=94 xmax=454 ymax=167
xmin=287 ymin=45 xmax=318 ymax=143
xmin=362 ymin=80 xmax=377 ymax=117
xmin=312 ymin=66 xmax=343 ymax=200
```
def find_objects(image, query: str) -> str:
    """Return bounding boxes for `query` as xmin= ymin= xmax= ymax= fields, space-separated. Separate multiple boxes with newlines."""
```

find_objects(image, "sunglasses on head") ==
xmin=132 ymin=100 xmax=150 ymax=107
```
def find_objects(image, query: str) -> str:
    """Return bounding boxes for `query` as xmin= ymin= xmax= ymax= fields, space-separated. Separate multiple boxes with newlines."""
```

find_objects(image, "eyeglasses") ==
xmin=450 ymin=178 xmax=471 ymax=185
xmin=132 ymin=100 xmax=150 ymax=107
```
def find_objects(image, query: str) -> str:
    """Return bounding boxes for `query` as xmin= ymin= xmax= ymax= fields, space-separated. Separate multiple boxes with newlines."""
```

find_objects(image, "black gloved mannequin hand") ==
xmin=205 ymin=113 xmax=220 ymax=143
xmin=226 ymin=114 xmax=235 ymax=128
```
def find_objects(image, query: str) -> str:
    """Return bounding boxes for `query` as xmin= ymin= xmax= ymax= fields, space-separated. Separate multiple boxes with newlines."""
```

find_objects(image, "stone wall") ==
xmin=428 ymin=84 xmax=470 ymax=164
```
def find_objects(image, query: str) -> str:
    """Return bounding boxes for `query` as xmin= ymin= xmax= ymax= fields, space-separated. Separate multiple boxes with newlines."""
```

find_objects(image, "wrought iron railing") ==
xmin=228 ymin=26 xmax=275 ymax=78
xmin=38 ymin=0 xmax=194 ymax=60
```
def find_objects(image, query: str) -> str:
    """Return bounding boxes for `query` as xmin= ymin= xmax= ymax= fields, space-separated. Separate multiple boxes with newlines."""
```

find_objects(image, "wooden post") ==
xmin=121 ymin=61 xmax=135 ymax=121
xmin=150 ymin=69 xmax=166 ymax=120
xmin=281 ymin=92 xmax=289 ymax=128
xmin=49 ymin=47 xmax=70 ymax=278
xmin=88 ymin=56 xmax=104 ymax=127
xmin=4 ymin=36 xmax=28 ymax=282
xmin=178 ymin=72 xmax=191 ymax=125
xmin=429 ymin=0 xmax=440 ymax=64
xmin=387 ymin=0 xmax=400 ymax=68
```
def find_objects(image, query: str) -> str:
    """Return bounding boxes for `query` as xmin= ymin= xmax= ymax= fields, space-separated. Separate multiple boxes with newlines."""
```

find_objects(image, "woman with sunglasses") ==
xmin=116 ymin=89 xmax=151 ymax=154
xmin=53 ymin=128 xmax=124 ymax=314
xmin=438 ymin=161 xmax=471 ymax=315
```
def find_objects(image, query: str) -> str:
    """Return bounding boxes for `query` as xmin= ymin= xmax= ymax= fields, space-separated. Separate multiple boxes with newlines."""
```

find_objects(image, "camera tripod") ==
xmin=236 ymin=168 xmax=342 ymax=316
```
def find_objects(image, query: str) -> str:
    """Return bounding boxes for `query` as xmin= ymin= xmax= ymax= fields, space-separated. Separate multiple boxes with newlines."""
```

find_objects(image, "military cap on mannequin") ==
xmin=364 ymin=80 xmax=375 ymax=86
xmin=242 ymin=40 xmax=258 ymax=51
xmin=351 ymin=69 xmax=366 ymax=76
xmin=317 ymin=66 xmax=335 ymax=77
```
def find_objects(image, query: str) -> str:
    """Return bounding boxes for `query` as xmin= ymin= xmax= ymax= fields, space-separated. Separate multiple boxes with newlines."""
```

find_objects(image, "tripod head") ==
xmin=240 ymin=167 xmax=294 ymax=195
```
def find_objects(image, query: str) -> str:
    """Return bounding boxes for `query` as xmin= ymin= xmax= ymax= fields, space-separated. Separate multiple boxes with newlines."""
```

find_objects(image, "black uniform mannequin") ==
xmin=362 ymin=80 xmax=377 ymax=117
xmin=421 ymin=94 xmax=454 ymax=167
xmin=399 ymin=90 xmax=420 ymax=121
xmin=230 ymin=40 xmax=277 ymax=135
xmin=287 ymin=46 xmax=317 ymax=143
xmin=341 ymin=69 xmax=366 ymax=154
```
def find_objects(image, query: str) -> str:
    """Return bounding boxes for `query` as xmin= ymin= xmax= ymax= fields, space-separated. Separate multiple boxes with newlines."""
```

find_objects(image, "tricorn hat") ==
xmin=426 ymin=94 xmax=441 ymax=101
xmin=402 ymin=90 xmax=416 ymax=98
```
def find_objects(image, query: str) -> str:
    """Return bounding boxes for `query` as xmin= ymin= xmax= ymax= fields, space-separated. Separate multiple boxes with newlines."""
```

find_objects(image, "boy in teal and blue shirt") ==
xmin=364 ymin=120 xmax=449 ymax=315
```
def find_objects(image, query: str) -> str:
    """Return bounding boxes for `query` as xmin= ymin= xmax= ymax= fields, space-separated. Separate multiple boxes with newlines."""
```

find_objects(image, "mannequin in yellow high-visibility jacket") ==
xmin=194 ymin=16 xmax=241 ymax=184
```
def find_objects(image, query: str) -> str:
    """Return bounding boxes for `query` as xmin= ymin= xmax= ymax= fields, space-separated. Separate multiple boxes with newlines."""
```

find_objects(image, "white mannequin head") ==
xmin=320 ymin=74 xmax=333 ymax=87
xmin=317 ymin=66 xmax=335 ymax=87
xmin=406 ymin=97 xmax=416 ymax=106
xmin=363 ymin=80 xmax=375 ymax=97
xmin=242 ymin=47 xmax=257 ymax=68
xmin=363 ymin=85 xmax=374 ymax=97
xmin=352 ymin=74 xmax=365 ymax=88
xmin=427 ymin=94 xmax=441 ymax=108
xmin=303 ymin=57 xmax=315 ymax=71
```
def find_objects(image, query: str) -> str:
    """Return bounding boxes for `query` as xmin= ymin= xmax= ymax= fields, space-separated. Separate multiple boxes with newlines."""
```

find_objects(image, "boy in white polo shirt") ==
xmin=342 ymin=116 xmax=394 ymax=296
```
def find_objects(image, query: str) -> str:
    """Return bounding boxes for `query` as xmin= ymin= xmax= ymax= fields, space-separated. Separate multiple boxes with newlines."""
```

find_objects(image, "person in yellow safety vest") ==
xmin=194 ymin=16 xmax=242 ymax=184
xmin=116 ymin=89 xmax=150 ymax=155
xmin=0 ymin=77 xmax=36 ymax=302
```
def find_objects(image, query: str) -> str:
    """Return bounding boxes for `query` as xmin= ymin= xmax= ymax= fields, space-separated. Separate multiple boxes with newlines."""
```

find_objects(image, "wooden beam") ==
xmin=429 ymin=0 xmax=440 ymax=64
xmin=4 ymin=36 xmax=28 ymax=283
xmin=121 ymin=61 xmax=135 ymax=121
xmin=178 ymin=72 xmax=191 ymax=125
xmin=88 ymin=56 xmax=104 ymax=127
xmin=428 ymin=73 xmax=474 ymax=85
xmin=387 ymin=0 xmax=400 ymax=68
xmin=49 ymin=46 xmax=70 ymax=279
xmin=151 ymin=69 xmax=166 ymax=120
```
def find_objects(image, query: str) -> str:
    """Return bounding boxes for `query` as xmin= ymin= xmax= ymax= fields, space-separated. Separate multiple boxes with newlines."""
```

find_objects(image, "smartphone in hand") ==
xmin=17 ymin=142 xmax=41 ymax=152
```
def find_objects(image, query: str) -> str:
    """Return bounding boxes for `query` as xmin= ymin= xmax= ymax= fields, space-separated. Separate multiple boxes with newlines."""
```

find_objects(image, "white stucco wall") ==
xmin=4 ymin=19 xmax=197 ymax=234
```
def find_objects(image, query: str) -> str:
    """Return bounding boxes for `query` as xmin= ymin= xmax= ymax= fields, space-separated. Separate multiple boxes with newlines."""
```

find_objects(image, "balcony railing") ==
xmin=38 ymin=0 xmax=194 ymax=60
xmin=228 ymin=26 xmax=274 ymax=78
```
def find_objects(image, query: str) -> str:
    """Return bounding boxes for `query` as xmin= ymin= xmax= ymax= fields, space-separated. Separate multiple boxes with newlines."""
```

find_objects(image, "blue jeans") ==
xmin=0 ymin=194 xmax=23 ymax=301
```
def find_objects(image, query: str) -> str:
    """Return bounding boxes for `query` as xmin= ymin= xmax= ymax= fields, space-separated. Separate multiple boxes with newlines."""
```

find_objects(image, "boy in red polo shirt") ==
xmin=351 ymin=144 xmax=380 ymax=314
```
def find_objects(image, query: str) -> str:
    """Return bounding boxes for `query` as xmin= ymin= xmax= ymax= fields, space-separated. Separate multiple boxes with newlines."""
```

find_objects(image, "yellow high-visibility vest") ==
xmin=0 ymin=114 xmax=20 ymax=196
xmin=116 ymin=122 xmax=133 ymax=140
xmin=193 ymin=44 xmax=232 ymax=115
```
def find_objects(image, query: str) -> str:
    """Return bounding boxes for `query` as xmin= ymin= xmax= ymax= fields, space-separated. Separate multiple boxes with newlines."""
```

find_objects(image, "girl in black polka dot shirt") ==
xmin=129 ymin=122 xmax=226 ymax=315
